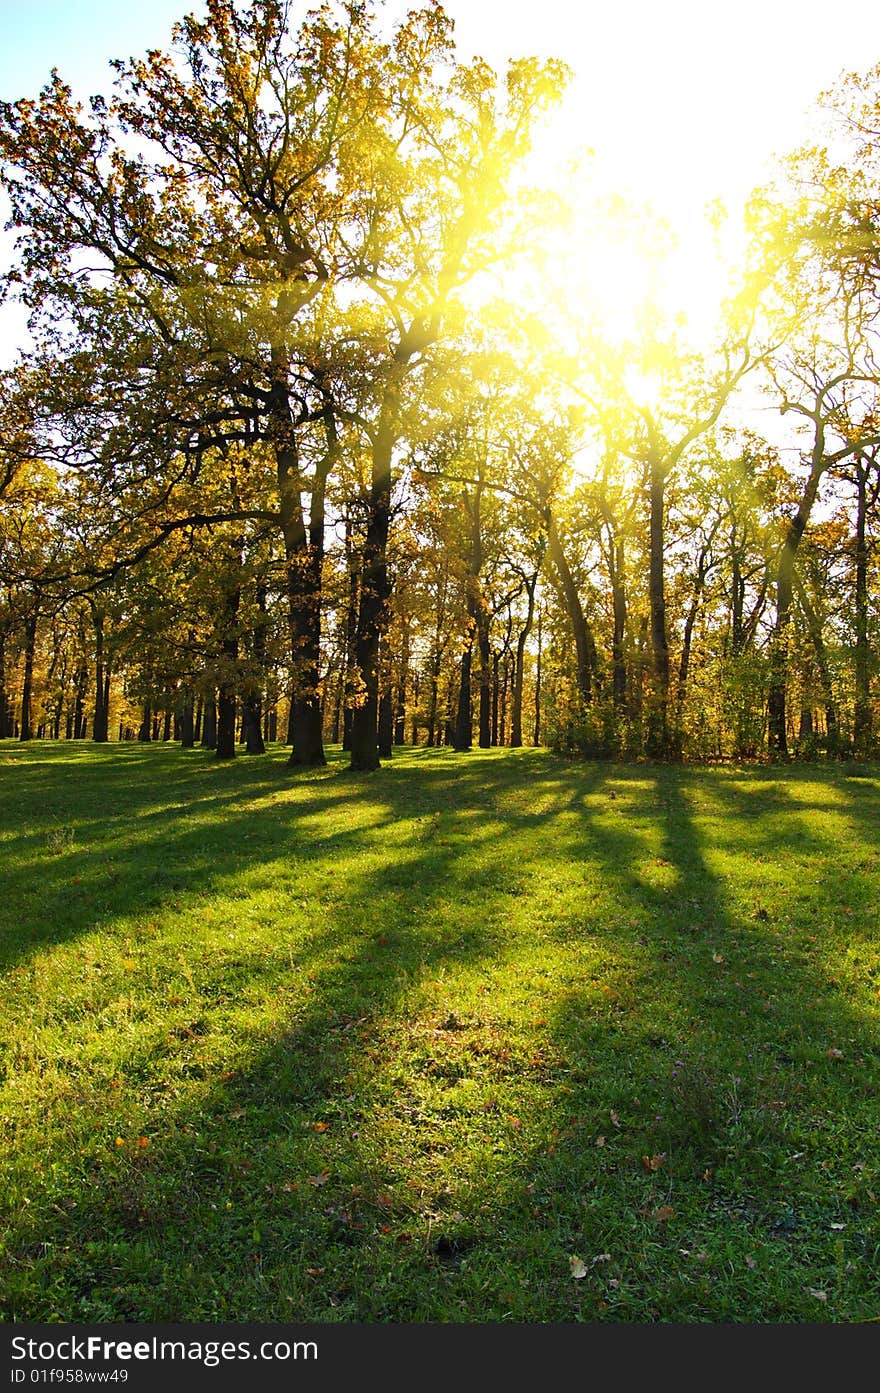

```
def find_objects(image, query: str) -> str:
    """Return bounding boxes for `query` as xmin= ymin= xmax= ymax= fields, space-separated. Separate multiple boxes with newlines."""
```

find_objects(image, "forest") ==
xmin=3 ymin=0 xmax=880 ymax=1333
xmin=1 ymin=0 xmax=878 ymax=772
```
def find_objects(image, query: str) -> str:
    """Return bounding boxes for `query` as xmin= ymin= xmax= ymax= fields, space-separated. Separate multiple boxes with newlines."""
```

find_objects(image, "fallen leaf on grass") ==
xmin=651 ymin=1205 xmax=674 ymax=1224
xmin=569 ymin=1256 xmax=588 ymax=1279
xmin=610 ymin=1110 xmax=620 ymax=1128
xmin=826 ymin=1046 xmax=843 ymax=1059
xmin=712 ymin=952 xmax=725 ymax=964
xmin=642 ymin=1153 xmax=666 ymax=1172
xmin=744 ymin=1255 xmax=756 ymax=1270
xmin=305 ymin=1267 xmax=325 ymax=1277
xmin=313 ymin=1121 xmax=329 ymax=1133
xmin=595 ymin=1135 xmax=606 ymax=1148
xmin=308 ymin=1171 xmax=330 ymax=1187
xmin=807 ymin=1288 xmax=828 ymax=1302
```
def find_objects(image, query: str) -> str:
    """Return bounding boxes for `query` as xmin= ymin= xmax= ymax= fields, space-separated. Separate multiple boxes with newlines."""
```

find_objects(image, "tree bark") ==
xmin=853 ymin=459 xmax=873 ymax=754
xmin=19 ymin=610 xmax=37 ymax=742
xmin=349 ymin=395 xmax=398 ymax=771
xmin=180 ymin=689 xmax=195 ymax=748
xmin=477 ymin=613 xmax=491 ymax=748
xmin=378 ymin=684 xmax=393 ymax=760
xmin=242 ymin=582 xmax=267 ymax=755
xmin=137 ymin=699 xmax=152 ymax=743
xmin=272 ymin=359 xmax=328 ymax=768
xmin=0 ymin=630 xmax=11 ymax=739
xmin=792 ymin=571 xmax=838 ymax=750
xmin=768 ymin=451 xmax=825 ymax=756
xmin=546 ymin=510 xmax=595 ymax=706
xmin=92 ymin=609 xmax=109 ymax=742
xmin=201 ymin=694 xmax=217 ymax=750
xmin=533 ymin=609 xmax=542 ymax=747
xmin=676 ymin=543 xmax=711 ymax=713
xmin=608 ymin=541 xmax=628 ymax=711
xmin=453 ymin=646 xmax=473 ymax=751
xmin=647 ymin=451 xmax=671 ymax=756
xmin=511 ymin=573 xmax=537 ymax=747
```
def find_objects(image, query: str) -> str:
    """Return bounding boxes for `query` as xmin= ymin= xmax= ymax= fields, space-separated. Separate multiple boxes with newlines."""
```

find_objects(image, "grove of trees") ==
xmin=2 ymin=1 xmax=880 ymax=767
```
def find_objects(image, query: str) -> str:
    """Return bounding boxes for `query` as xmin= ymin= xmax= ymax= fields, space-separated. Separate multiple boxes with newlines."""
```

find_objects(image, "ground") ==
xmin=1 ymin=741 xmax=878 ymax=1322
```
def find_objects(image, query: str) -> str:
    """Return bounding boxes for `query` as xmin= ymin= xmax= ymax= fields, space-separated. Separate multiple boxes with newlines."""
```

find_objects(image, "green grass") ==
xmin=1 ymin=740 xmax=879 ymax=1323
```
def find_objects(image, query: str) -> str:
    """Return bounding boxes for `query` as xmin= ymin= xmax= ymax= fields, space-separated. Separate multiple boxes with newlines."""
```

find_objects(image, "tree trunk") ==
xmin=477 ymin=614 xmax=491 ymax=748
xmin=609 ymin=541 xmax=628 ymax=711
xmin=768 ymin=445 xmax=826 ymax=757
xmin=180 ymin=690 xmax=195 ymax=749
xmin=647 ymin=452 xmax=671 ymax=756
xmin=395 ymin=628 xmax=408 ymax=745
xmin=511 ymin=574 xmax=537 ymax=747
xmin=533 ymin=610 xmax=542 ymax=747
xmin=546 ymin=510 xmax=594 ymax=706
xmin=853 ymin=461 xmax=872 ymax=754
xmin=272 ymin=358 xmax=329 ymax=769
xmin=676 ymin=544 xmax=711 ymax=714
xmin=242 ymin=696 xmax=266 ymax=754
xmin=454 ymin=647 xmax=473 ymax=751
xmin=19 ymin=611 xmax=37 ymax=742
xmin=242 ymin=582 xmax=267 ymax=755
xmin=92 ymin=610 xmax=109 ymax=742
xmin=499 ymin=652 xmax=510 ymax=746
xmin=349 ymin=407 xmax=396 ymax=772
xmin=0 ymin=631 xmax=10 ymax=739
xmin=216 ymin=685 xmax=237 ymax=759
xmin=201 ymin=695 xmax=217 ymax=750
xmin=378 ymin=684 xmax=394 ymax=760
xmin=792 ymin=571 xmax=838 ymax=751
xmin=137 ymin=699 xmax=152 ymax=743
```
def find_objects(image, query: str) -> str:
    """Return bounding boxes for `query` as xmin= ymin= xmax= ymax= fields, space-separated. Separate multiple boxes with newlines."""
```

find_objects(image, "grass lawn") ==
xmin=1 ymin=740 xmax=879 ymax=1323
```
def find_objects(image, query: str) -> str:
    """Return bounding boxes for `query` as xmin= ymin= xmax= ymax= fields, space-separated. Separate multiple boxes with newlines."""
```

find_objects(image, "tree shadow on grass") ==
xmin=2 ymin=751 xmax=880 ymax=1321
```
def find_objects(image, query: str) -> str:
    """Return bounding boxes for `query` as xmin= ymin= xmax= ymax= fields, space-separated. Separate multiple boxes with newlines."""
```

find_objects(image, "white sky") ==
xmin=1 ymin=0 xmax=879 ymax=369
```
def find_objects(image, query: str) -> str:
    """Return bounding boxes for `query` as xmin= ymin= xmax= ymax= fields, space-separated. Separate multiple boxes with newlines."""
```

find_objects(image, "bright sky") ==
xmin=1 ymin=0 xmax=879 ymax=366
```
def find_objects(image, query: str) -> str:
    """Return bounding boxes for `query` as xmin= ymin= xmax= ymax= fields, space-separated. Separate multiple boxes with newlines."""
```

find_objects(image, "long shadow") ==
xmin=519 ymin=764 xmax=880 ymax=1320
xmin=2 ymin=749 xmax=879 ymax=1321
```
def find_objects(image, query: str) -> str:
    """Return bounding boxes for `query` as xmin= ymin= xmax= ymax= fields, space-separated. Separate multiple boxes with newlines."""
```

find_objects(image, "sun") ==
xmin=495 ymin=71 xmax=751 ymax=358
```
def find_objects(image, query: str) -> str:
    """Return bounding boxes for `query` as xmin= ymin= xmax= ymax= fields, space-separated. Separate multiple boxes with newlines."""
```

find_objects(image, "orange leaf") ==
xmin=642 ymin=1153 xmax=666 ymax=1171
